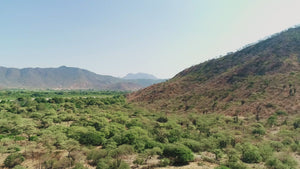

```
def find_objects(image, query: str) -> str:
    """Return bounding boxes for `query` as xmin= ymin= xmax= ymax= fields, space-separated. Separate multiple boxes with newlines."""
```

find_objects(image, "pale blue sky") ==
xmin=1 ymin=0 xmax=300 ymax=78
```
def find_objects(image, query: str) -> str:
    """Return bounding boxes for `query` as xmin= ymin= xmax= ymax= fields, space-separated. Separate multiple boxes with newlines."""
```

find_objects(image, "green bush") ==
xmin=251 ymin=123 xmax=266 ymax=135
xmin=258 ymin=144 xmax=273 ymax=161
xmin=12 ymin=165 xmax=26 ymax=169
xmin=133 ymin=156 xmax=145 ymax=165
xmin=241 ymin=143 xmax=262 ymax=163
xmin=181 ymin=139 xmax=202 ymax=152
xmin=266 ymin=158 xmax=286 ymax=169
xmin=282 ymin=137 xmax=294 ymax=145
xmin=78 ymin=131 xmax=105 ymax=146
xmin=87 ymin=149 xmax=108 ymax=166
xmin=215 ymin=165 xmax=230 ymax=169
xmin=96 ymin=159 xmax=110 ymax=169
xmin=213 ymin=149 xmax=223 ymax=160
xmin=163 ymin=144 xmax=194 ymax=165
xmin=266 ymin=155 xmax=297 ymax=169
xmin=293 ymin=118 xmax=300 ymax=129
xmin=73 ymin=163 xmax=88 ymax=169
xmin=270 ymin=141 xmax=284 ymax=152
xmin=226 ymin=161 xmax=248 ymax=169
xmin=4 ymin=153 xmax=25 ymax=168
xmin=157 ymin=116 xmax=168 ymax=123
xmin=267 ymin=115 xmax=277 ymax=126
xmin=145 ymin=147 xmax=163 ymax=156
xmin=227 ymin=148 xmax=239 ymax=163
xmin=159 ymin=158 xmax=170 ymax=167
xmin=275 ymin=110 xmax=287 ymax=116
xmin=110 ymin=159 xmax=130 ymax=169
xmin=109 ymin=144 xmax=135 ymax=158
xmin=290 ymin=143 xmax=300 ymax=153
xmin=29 ymin=136 xmax=38 ymax=141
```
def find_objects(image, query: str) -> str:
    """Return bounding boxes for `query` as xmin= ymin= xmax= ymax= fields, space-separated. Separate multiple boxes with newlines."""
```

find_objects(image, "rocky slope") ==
xmin=128 ymin=26 xmax=300 ymax=117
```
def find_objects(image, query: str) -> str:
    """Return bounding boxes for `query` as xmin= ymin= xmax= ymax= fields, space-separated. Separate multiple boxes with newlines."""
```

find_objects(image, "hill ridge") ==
xmin=0 ymin=66 xmax=159 ymax=91
xmin=128 ymin=26 xmax=300 ymax=116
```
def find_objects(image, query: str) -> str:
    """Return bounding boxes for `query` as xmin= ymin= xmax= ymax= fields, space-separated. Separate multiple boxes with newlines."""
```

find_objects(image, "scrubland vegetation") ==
xmin=0 ymin=90 xmax=299 ymax=169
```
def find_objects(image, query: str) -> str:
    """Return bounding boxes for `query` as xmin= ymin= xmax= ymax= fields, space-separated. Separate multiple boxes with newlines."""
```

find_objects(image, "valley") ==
xmin=0 ymin=27 xmax=300 ymax=169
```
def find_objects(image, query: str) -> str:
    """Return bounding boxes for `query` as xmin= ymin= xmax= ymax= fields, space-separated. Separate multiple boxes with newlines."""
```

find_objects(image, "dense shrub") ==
xmin=133 ymin=156 xmax=145 ymax=165
xmin=181 ymin=139 xmax=202 ymax=152
xmin=270 ymin=141 xmax=284 ymax=152
xmin=87 ymin=149 xmax=108 ymax=166
xmin=267 ymin=115 xmax=277 ymax=126
xmin=159 ymin=158 xmax=170 ymax=167
xmin=275 ymin=110 xmax=287 ymax=116
xmin=163 ymin=144 xmax=194 ymax=165
xmin=226 ymin=161 xmax=248 ymax=169
xmin=282 ymin=137 xmax=294 ymax=145
xmin=157 ymin=116 xmax=168 ymax=123
xmin=109 ymin=145 xmax=135 ymax=158
xmin=266 ymin=155 xmax=297 ymax=169
xmin=96 ymin=159 xmax=129 ymax=169
xmin=145 ymin=147 xmax=163 ymax=156
xmin=241 ymin=143 xmax=262 ymax=163
xmin=79 ymin=131 xmax=104 ymax=146
xmin=290 ymin=143 xmax=300 ymax=153
xmin=258 ymin=144 xmax=273 ymax=161
xmin=293 ymin=118 xmax=300 ymax=129
xmin=251 ymin=123 xmax=266 ymax=135
xmin=68 ymin=126 xmax=105 ymax=146
xmin=4 ymin=153 xmax=25 ymax=168
xmin=110 ymin=159 xmax=130 ymax=169
xmin=96 ymin=159 xmax=110 ymax=169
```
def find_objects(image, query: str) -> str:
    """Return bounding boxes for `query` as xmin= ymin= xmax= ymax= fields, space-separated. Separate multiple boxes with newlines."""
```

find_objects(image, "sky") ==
xmin=1 ymin=0 xmax=300 ymax=79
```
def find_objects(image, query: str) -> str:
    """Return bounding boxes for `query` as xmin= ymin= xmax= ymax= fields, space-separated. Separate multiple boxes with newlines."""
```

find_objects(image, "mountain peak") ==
xmin=123 ymin=73 xmax=158 ymax=80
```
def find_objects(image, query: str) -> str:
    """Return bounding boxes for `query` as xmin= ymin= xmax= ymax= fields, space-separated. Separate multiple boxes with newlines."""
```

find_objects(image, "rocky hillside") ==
xmin=128 ymin=26 xmax=300 ymax=117
xmin=0 ymin=66 xmax=142 ymax=91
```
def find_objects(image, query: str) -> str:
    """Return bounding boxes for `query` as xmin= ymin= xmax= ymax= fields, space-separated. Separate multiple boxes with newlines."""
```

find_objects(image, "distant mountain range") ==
xmin=128 ymin=26 xmax=300 ymax=116
xmin=0 ymin=66 xmax=165 ymax=91
xmin=123 ymin=73 xmax=158 ymax=80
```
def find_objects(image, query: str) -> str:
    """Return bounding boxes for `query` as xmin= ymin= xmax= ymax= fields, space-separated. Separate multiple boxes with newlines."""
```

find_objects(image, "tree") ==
xmin=61 ymin=139 xmax=80 ymax=168
xmin=21 ymin=119 xmax=37 ymax=141
xmin=79 ymin=131 xmax=104 ymax=146
xmin=62 ymin=139 xmax=80 ymax=158
xmin=68 ymin=126 xmax=105 ymax=146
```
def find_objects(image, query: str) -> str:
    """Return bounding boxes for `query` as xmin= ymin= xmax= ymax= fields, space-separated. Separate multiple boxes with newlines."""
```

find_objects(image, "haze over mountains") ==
xmin=129 ymin=26 xmax=300 ymax=117
xmin=0 ymin=66 xmax=164 ymax=91
xmin=123 ymin=73 xmax=158 ymax=80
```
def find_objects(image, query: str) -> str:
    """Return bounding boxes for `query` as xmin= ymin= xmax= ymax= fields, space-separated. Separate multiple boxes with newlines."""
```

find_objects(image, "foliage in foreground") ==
xmin=0 ymin=90 xmax=298 ymax=168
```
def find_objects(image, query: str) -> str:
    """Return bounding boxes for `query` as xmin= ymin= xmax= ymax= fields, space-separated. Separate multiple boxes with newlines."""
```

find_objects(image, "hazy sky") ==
xmin=1 ymin=0 xmax=300 ymax=78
